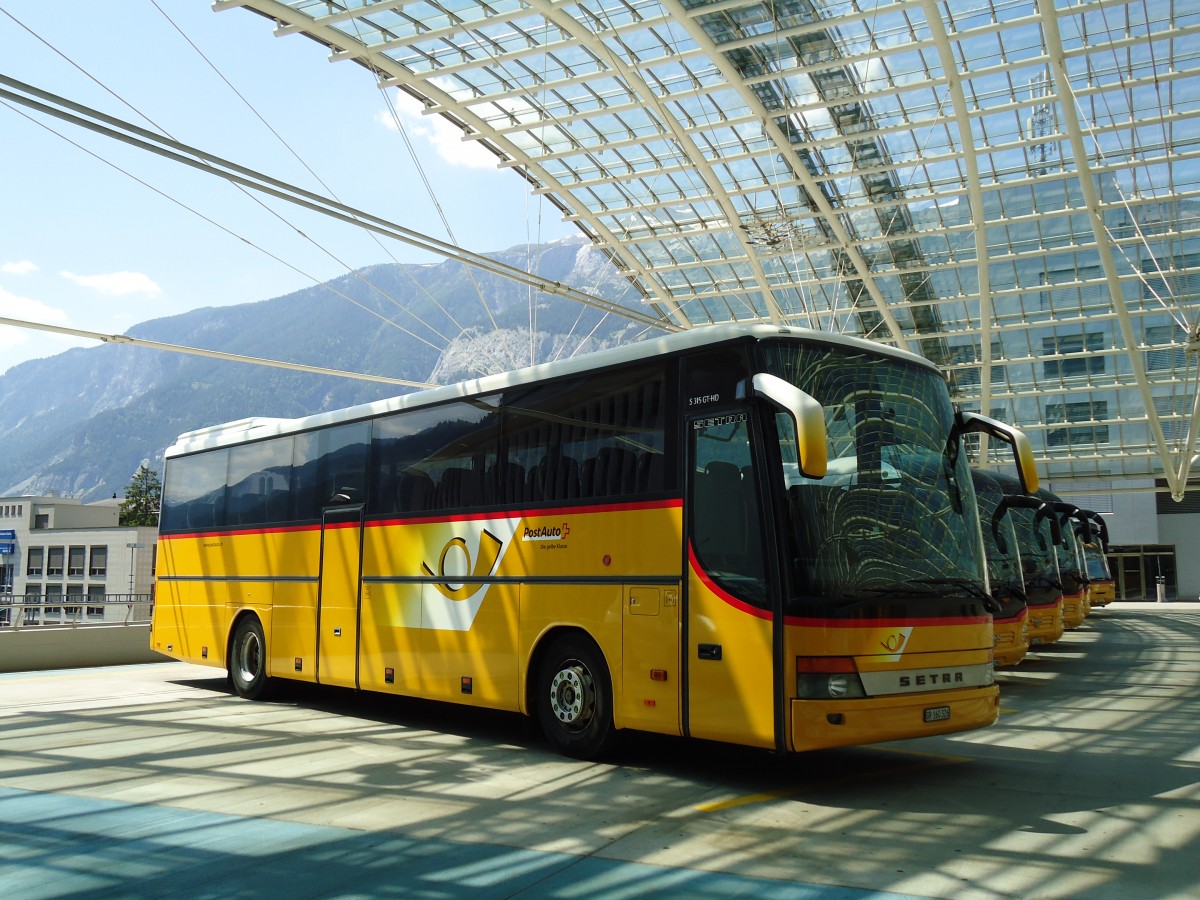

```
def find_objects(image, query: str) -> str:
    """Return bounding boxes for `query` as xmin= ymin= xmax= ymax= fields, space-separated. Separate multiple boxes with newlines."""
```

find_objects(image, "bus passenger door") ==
xmin=685 ymin=412 xmax=777 ymax=750
xmin=317 ymin=505 xmax=364 ymax=689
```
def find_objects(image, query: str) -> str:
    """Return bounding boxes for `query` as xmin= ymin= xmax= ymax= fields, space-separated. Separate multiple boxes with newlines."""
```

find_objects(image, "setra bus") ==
xmin=994 ymin=473 xmax=1065 ymax=647
xmin=151 ymin=324 xmax=1037 ymax=758
xmin=1040 ymin=493 xmax=1091 ymax=629
xmin=1080 ymin=512 xmax=1115 ymax=607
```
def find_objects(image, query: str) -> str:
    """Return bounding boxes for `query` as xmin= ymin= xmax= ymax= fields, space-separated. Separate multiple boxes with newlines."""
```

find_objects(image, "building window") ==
xmin=68 ymin=546 xmax=86 ymax=578
xmin=65 ymin=584 xmax=84 ymax=621
xmin=1046 ymin=401 xmax=1110 ymax=447
xmin=44 ymin=584 xmax=63 ymax=619
xmin=1145 ymin=325 xmax=1187 ymax=372
xmin=89 ymin=546 xmax=108 ymax=577
xmin=87 ymin=584 xmax=106 ymax=619
xmin=27 ymin=547 xmax=44 ymax=577
xmin=46 ymin=547 xmax=64 ymax=577
xmin=22 ymin=585 xmax=41 ymax=625
xmin=1042 ymin=332 xmax=1105 ymax=378
xmin=34 ymin=514 xmax=49 ymax=529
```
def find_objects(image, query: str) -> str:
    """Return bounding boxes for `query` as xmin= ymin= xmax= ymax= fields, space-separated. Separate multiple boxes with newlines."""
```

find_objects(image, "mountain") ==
xmin=0 ymin=238 xmax=656 ymax=500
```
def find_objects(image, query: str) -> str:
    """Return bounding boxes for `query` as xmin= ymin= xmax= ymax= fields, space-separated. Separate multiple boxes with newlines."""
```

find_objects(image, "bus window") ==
xmin=160 ymin=448 xmax=229 ymax=533
xmin=227 ymin=437 xmax=295 ymax=526
xmin=690 ymin=414 xmax=767 ymax=606
xmin=370 ymin=400 xmax=498 ymax=515
xmin=293 ymin=422 xmax=370 ymax=518
xmin=505 ymin=364 xmax=669 ymax=504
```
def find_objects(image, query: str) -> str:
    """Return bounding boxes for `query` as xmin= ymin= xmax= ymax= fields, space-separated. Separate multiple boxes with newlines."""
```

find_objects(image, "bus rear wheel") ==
xmin=536 ymin=634 xmax=615 ymax=759
xmin=229 ymin=615 xmax=271 ymax=700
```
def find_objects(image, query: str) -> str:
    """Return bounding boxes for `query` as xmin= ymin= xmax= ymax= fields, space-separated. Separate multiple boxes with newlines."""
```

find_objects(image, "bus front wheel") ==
xmin=536 ymin=634 xmax=615 ymax=759
xmin=229 ymin=615 xmax=271 ymax=700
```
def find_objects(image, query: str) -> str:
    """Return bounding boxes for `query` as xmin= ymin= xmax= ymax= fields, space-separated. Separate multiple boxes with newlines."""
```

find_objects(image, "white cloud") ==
xmin=2 ymin=260 xmax=38 ymax=276
xmin=0 ymin=288 xmax=77 ymax=361
xmin=0 ymin=287 xmax=70 ymax=324
xmin=60 ymin=270 xmax=162 ymax=296
xmin=375 ymin=99 xmax=498 ymax=170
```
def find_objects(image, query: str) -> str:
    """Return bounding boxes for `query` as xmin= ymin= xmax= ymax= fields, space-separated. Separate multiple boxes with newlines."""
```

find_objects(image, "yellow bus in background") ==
xmin=1082 ymin=513 xmax=1115 ymax=608
xmin=994 ymin=474 xmax=1065 ymax=647
xmin=972 ymin=470 xmax=1029 ymax=668
xmin=1041 ymin=494 xmax=1091 ymax=629
xmin=152 ymin=324 xmax=1036 ymax=758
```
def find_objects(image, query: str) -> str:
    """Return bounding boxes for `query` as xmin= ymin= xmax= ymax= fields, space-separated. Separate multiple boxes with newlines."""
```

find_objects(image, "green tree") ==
xmin=120 ymin=464 xmax=162 ymax=527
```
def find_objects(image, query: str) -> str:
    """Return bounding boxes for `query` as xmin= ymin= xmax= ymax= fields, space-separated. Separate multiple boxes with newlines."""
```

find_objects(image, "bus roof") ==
xmin=164 ymin=323 xmax=939 ymax=457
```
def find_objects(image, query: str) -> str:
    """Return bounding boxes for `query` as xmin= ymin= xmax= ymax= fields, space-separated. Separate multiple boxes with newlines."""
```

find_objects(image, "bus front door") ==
xmin=685 ymin=413 xmax=778 ymax=750
xmin=317 ymin=505 xmax=364 ymax=688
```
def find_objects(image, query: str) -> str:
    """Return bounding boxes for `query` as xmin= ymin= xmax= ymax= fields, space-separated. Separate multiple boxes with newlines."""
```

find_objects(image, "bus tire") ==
xmin=536 ymin=634 xmax=615 ymax=760
xmin=229 ymin=615 xmax=271 ymax=700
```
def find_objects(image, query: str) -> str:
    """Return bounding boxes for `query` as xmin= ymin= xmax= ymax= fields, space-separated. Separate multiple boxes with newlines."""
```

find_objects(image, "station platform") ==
xmin=1 ymin=603 xmax=1197 ymax=899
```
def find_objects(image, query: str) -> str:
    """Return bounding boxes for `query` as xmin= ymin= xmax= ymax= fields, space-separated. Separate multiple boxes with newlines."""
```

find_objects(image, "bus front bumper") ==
xmin=789 ymin=685 xmax=1000 ymax=752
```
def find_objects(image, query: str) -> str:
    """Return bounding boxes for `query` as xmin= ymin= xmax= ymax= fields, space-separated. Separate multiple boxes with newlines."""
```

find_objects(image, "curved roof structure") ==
xmin=218 ymin=0 xmax=1200 ymax=497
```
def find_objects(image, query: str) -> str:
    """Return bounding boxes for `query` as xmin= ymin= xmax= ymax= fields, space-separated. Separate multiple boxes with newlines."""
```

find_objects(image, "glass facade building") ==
xmin=224 ymin=0 xmax=1199 ymax=497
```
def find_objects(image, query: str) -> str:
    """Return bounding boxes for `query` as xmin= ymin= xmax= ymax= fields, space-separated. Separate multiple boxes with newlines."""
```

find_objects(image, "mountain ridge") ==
xmin=0 ymin=237 xmax=654 ymax=500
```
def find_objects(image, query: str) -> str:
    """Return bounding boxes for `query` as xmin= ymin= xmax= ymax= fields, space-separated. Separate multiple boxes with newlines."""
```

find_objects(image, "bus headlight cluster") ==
xmin=796 ymin=657 xmax=867 ymax=700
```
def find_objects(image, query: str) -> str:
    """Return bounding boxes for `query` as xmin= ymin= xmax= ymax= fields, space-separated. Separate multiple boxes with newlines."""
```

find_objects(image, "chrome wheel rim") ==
xmin=549 ymin=662 xmax=593 ymax=729
xmin=235 ymin=630 xmax=262 ymax=686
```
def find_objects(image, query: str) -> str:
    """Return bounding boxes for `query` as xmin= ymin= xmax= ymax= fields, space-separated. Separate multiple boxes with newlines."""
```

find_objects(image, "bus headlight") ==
xmin=796 ymin=657 xmax=867 ymax=700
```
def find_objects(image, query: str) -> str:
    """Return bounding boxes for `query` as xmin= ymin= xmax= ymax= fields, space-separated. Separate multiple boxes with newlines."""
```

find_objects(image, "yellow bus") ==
xmin=993 ymin=474 xmax=1065 ymax=647
xmin=1080 ymin=513 xmax=1115 ymax=607
xmin=971 ymin=470 xmax=1029 ymax=668
xmin=152 ymin=324 xmax=1036 ymax=758
xmin=1041 ymin=495 xmax=1090 ymax=629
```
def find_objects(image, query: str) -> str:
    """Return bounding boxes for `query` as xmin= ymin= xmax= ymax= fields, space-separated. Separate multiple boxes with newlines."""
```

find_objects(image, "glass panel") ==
xmin=161 ymin=449 xmax=229 ymax=533
xmin=293 ymin=422 xmax=371 ymax=518
xmin=690 ymin=412 xmax=766 ymax=607
xmin=227 ymin=437 xmax=296 ymax=527
xmin=370 ymin=401 xmax=499 ymax=514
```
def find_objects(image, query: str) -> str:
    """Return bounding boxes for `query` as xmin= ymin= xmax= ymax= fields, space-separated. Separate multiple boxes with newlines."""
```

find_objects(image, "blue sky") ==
xmin=0 ymin=2 xmax=578 ymax=374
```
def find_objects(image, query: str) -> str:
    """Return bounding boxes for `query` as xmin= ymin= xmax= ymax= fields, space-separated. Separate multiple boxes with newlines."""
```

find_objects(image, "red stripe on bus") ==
xmin=158 ymin=523 xmax=319 ymax=540
xmin=158 ymin=497 xmax=683 ymax=539
xmin=784 ymin=614 xmax=993 ymax=627
xmin=687 ymin=545 xmax=772 ymax=620
xmin=370 ymin=497 xmax=682 ymax=528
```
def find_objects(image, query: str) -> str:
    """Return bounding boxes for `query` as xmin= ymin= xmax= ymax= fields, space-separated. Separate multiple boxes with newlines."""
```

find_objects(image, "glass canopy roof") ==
xmin=219 ymin=0 xmax=1200 ymax=497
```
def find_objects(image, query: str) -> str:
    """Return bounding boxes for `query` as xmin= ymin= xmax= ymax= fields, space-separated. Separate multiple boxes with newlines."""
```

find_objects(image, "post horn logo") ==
xmin=879 ymin=627 xmax=912 ymax=657
xmin=422 ymin=530 xmax=503 ymax=600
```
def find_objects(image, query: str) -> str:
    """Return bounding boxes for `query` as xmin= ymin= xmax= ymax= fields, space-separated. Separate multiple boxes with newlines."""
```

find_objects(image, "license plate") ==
xmin=924 ymin=705 xmax=951 ymax=723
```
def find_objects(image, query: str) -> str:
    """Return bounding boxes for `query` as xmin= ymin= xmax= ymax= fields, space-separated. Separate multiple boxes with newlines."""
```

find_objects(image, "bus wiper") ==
xmin=909 ymin=578 xmax=1001 ymax=614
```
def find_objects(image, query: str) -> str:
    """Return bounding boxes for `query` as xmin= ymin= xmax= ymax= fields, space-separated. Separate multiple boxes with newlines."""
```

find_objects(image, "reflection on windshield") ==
xmin=763 ymin=342 xmax=985 ymax=610
xmin=1006 ymin=505 xmax=1062 ymax=603
xmin=972 ymin=471 xmax=1027 ymax=618
xmin=1085 ymin=544 xmax=1111 ymax=580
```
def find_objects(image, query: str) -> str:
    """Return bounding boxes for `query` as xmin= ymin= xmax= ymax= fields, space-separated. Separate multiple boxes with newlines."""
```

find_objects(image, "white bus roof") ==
xmin=165 ymin=324 xmax=940 ymax=457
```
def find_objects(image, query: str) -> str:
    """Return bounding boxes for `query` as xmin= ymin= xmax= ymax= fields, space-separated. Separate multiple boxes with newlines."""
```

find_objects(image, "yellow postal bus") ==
xmin=991 ymin=474 xmax=1064 ymax=647
xmin=152 ymin=324 xmax=1035 ymax=758
xmin=972 ymin=470 xmax=1029 ymax=668
xmin=1081 ymin=512 xmax=1115 ymax=608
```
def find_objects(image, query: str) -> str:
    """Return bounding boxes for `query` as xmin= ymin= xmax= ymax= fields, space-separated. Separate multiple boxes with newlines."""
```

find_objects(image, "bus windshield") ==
xmin=761 ymin=341 xmax=985 ymax=612
xmin=1084 ymin=543 xmax=1111 ymax=580
xmin=973 ymin=473 xmax=1025 ymax=604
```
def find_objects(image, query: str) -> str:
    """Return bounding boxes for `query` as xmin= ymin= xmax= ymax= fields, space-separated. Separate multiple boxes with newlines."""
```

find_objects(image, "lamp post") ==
xmin=127 ymin=542 xmax=143 ymax=595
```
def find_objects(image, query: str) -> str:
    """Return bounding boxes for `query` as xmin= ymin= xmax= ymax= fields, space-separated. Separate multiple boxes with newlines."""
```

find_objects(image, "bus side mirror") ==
xmin=752 ymin=373 xmax=827 ymax=479
xmin=956 ymin=411 xmax=1039 ymax=494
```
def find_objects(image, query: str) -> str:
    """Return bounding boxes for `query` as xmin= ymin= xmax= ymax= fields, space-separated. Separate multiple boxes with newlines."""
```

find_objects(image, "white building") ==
xmin=0 ymin=495 xmax=156 ymax=627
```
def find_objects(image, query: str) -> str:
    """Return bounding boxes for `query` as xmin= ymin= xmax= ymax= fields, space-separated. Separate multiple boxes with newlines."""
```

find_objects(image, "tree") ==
xmin=120 ymin=464 xmax=162 ymax=527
